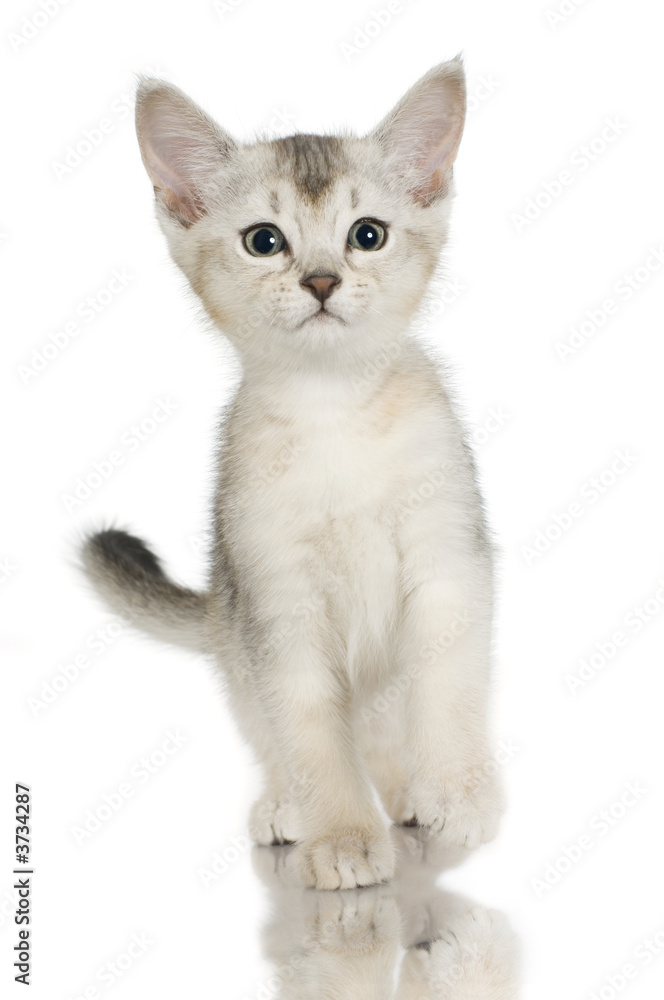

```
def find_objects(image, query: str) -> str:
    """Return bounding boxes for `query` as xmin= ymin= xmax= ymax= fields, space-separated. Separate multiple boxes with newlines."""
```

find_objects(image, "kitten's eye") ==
xmin=348 ymin=218 xmax=386 ymax=251
xmin=243 ymin=224 xmax=286 ymax=257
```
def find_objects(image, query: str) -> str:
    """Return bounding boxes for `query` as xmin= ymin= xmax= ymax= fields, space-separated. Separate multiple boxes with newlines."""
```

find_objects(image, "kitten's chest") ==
xmin=233 ymin=402 xmax=409 ymax=671
xmin=234 ymin=391 xmax=420 ymax=524
xmin=219 ymin=374 xmax=449 ymax=671
xmin=219 ymin=367 xmax=453 ymax=566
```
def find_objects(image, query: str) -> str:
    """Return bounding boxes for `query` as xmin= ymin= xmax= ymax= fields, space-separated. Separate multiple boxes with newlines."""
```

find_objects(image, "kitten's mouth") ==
xmin=300 ymin=308 xmax=346 ymax=328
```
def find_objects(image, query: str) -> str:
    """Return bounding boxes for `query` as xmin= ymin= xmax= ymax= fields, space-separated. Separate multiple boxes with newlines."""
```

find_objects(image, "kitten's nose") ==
xmin=300 ymin=273 xmax=341 ymax=304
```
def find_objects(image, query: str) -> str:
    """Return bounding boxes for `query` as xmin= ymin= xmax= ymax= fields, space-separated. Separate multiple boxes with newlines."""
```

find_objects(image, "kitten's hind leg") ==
xmin=237 ymin=714 xmax=304 ymax=849
xmin=249 ymin=764 xmax=304 ymax=846
xmin=398 ymin=576 xmax=505 ymax=849
xmin=219 ymin=651 xmax=304 ymax=846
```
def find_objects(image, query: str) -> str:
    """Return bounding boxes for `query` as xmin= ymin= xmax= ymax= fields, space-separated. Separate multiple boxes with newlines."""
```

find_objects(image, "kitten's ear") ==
xmin=371 ymin=57 xmax=466 ymax=205
xmin=135 ymin=78 xmax=236 ymax=227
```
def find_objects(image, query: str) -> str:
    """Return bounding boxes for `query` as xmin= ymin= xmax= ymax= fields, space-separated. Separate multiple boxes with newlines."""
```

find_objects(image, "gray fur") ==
xmin=271 ymin=134 xmax=349 ymax=203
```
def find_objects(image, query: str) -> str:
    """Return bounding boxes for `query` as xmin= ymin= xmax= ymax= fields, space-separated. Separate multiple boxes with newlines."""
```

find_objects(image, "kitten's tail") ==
xmin=81 ymin=528 xmax=208 ymax=653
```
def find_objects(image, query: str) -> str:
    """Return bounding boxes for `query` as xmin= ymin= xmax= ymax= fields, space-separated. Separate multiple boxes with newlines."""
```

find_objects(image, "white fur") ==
xmin=110 ymin=58 xmax=506 ymax=890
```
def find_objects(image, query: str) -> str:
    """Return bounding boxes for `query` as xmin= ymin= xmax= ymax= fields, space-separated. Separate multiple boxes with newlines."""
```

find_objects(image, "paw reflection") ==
xmin=251 ymin=826 xmax=521 ymax=998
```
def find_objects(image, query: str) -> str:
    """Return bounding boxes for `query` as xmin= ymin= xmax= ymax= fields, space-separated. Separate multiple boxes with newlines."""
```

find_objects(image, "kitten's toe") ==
xmin=405 ymin=772 xmax=505 ymax=849
xmin=249 ymin=793 xmax=303 ymax=846
xmin=297 ymin=826 xmax=395 ymax=890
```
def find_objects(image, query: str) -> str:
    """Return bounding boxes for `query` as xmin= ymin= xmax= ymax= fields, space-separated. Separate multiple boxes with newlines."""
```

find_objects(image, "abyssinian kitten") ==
xmin=83 ymin=57 xmax=505 ymax=891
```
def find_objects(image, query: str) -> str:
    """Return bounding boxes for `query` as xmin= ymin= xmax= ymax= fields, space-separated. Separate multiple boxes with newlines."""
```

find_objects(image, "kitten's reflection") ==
xmin=252 ymin=827 xmax=521 ymax=999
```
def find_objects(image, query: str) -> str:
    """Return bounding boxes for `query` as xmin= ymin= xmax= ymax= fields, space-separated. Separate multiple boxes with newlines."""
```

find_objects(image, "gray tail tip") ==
xmin=84 ymin=528 xmax=167 ymax=581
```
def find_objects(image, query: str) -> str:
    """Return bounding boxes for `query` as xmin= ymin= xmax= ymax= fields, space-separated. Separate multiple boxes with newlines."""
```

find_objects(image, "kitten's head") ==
xmin=135 ymin=60 xmax=466 ymax=372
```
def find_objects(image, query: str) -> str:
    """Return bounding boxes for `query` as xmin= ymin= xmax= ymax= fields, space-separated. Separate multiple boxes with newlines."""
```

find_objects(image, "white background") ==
xmin=2 ymin=0 xmax=663 ymax=997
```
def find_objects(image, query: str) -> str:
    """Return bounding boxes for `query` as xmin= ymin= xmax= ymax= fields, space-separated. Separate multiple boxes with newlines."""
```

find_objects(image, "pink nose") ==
xmin=300 ymin=273 xmax=341 ymax=304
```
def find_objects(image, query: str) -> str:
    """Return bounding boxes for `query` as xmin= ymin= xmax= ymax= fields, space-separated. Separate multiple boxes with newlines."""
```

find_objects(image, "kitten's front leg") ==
xmin=255 ymin=629 xmax=394 ymax=890
xmin=399 ymin=572 xmax=505 ymax=849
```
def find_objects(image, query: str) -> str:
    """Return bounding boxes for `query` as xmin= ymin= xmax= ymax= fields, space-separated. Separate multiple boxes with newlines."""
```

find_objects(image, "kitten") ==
xmin=82 ymin=57 xmax=505 ymax=891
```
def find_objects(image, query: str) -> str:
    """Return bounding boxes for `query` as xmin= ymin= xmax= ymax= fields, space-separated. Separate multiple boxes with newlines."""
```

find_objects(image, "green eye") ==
xmin=243 ymin=224 xmax=286 ymax=257
xmin=348 ymin=218 xmax=386 ymax=251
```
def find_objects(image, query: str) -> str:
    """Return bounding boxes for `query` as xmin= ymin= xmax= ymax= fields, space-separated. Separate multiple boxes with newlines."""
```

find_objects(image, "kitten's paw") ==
xmin=404 ymin=771 xmax=505 ymax=849
xmin=249 ymin=793 xmax=303 ymax=846
xmin=311 ymin=888 xmax=399 ymax=952
xmin=403 ymin=907 xmax=520 ymax=998
xmin=297 ymin=826 xmax=395 ymax=890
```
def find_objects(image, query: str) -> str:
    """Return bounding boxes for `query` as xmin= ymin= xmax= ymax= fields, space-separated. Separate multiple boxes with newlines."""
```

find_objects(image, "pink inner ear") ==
xmin=410 ymin=91 xmax=465 ymax=203
xmin=143 ymin=129 xmax=205 ymax=223
xmin=136 ymin=83 xmax=234 ymax=226
xmin=417 ymin=114 xmax=464 ymax=201
xmin=374 ymin=62 xmax=466 ymax=204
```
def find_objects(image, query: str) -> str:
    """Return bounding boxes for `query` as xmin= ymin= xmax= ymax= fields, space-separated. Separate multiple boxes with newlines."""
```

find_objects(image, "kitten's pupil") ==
xmin=358 ymin=224 xmax=375 ymax=246
xmin=255 ymin=229 xmax=276 ymax=253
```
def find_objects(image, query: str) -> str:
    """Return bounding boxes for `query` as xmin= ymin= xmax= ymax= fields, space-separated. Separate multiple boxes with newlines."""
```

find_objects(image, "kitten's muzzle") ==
xmin=300 ymin=273 xmax=341 ymax=304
